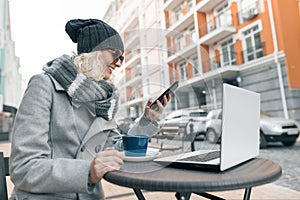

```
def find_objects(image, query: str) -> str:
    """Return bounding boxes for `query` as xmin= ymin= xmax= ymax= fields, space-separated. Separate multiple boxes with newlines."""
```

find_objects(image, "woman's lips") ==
xmin=107 ymin=66 xmax=114 ymax=73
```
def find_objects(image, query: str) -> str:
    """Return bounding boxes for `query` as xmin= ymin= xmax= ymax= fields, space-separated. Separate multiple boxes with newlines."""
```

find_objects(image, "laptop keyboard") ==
xmin=178 ymin=150 xmax=221 ymax=162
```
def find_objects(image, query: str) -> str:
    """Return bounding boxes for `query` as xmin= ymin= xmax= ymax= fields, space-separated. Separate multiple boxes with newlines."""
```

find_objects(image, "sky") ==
xmin=9 ymin=0 xmax=112 ymax=82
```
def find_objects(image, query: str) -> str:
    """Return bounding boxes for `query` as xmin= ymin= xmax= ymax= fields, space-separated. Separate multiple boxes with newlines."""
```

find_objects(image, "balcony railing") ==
xmin=202 ymin=56 xmax=220 ymax=72
xmin=125 ymin=66 xmax=142 ymax=82
xmin=165 ymin=3 xmax=193 ymax=28
xmin=125 ymin=49 xmax=140 ymax=62
xmin=202 ymin=42 xmax=266 ymax=72
xmin=199 ymin=13 xmax=234 ymax=37
xmin=128 ymin=86 xmax=143 ymax=101
xmin=168 ymin=31 xmax=197 ymax=56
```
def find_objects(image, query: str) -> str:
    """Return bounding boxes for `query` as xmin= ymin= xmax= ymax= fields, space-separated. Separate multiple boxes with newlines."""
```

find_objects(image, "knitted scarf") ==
xmin=43 ymin=55 xmax=119 ymax=121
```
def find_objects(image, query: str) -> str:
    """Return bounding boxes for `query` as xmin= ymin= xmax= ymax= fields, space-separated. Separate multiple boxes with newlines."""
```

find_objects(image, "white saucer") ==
xmin=123 ymin=148 xmax=161 ymax=162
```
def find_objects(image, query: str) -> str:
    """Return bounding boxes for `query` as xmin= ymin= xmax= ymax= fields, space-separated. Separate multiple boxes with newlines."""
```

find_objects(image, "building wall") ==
xmin=104 ymin=0 xmax=170 ymax=118
xmin=164 ymin=0 xmax=300 ymax=121
xmin=271 ymin=0 xmax=300 ymax=88
xmin=104 ymin=0 xmax=300 ymax=123
xmin=239 ymin=60 xmax=300 ymax=122
xmin=0 ymin=0 xmax=6 ymax=95
xmin=0 ymin=0 xmax=23 ymax=108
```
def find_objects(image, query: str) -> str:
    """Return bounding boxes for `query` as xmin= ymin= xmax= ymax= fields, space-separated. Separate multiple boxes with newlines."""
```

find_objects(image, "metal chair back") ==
xmin=0 ymin=152 xmax=9 ymax=200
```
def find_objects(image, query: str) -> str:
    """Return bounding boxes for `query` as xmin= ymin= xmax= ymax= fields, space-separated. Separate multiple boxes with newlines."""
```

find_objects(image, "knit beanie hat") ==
xmin=65 ymin=19 xmax=124 ymax=55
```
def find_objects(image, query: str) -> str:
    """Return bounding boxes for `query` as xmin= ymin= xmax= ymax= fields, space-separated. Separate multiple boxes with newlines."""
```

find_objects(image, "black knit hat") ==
xmin=65 ymin=19 xmax=124 ymax=55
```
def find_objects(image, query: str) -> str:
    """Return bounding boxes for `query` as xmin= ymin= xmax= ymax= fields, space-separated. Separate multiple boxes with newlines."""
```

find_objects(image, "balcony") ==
xmin=165 ymin=8 xmax=194 ymax=33
xmin=202 ymin=51 xmax=238 ymax=72
xmin=199 ymin=13 xmax=235 ymax=45
xmin=197 ymin=0 xmax=226 ymax=13
xmin=163 ymin=0 xmax=183 ymax=11
xmin=167 ymin=31 xmax=198 ymax=63
xmin=125 ymin=67 xmax=142 ymax=88
xmin=202 ymin=42 xmax=266 ymax=73
xmin=127 ymin=86 xmax=143 ymax=103
xmin=124 ymin=30 xmax=139 ymax=50
xmin=122 ymin=49 xmax=141 ymax=69
xmin=201 ymin=53 xmax=239 ymax=81
xmin=120 ymin=4 xmax=138 ymax=32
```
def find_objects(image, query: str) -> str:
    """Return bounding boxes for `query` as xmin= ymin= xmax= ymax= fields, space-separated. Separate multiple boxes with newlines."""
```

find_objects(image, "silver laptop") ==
xmin=154 ymin=83 xmax=260 ymax=171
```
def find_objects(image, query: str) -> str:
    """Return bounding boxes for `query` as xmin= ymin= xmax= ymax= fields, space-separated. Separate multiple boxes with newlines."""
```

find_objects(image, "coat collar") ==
xmin=47 ymin=74 xmax=65 ymax=91
xmin=47 ymin=74 xmax=82 ymax=108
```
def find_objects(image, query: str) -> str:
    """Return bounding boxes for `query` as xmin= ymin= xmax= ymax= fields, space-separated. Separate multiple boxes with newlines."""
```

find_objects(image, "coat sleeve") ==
xmin=128 ymin=114 xmax=160 ymax=136
xmin=10 ymin=74 xmax=92 ymax=194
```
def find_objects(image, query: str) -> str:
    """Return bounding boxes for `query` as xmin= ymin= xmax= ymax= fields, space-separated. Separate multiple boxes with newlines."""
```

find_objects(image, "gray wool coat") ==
xmin=9 ymin=73 xmax=159 ymax=200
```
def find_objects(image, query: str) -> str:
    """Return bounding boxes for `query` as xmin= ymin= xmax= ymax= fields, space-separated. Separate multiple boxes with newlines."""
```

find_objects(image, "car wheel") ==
xmin=282 ymin=140 xmax=296 ymax=146
xmin=206 ymin=129 xmax=218 ymax=144
xmin=260 ymin=131 xmax=267 ymax=149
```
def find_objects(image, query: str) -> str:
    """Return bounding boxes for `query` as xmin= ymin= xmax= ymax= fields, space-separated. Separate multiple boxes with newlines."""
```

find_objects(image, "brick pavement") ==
xmin=2 ymin=141 xmax=300 ymax=199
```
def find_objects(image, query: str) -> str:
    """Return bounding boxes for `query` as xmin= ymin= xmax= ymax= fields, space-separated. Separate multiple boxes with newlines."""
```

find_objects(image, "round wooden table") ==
xmin=104 ymin=157 xmax=282 ymax=200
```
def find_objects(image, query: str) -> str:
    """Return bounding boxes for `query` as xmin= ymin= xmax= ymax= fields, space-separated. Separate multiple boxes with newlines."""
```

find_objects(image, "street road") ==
xmin=259 ymin=140 xmax=300 ymax=192
xmin=167 ymin=138 xmax=300 ymax=192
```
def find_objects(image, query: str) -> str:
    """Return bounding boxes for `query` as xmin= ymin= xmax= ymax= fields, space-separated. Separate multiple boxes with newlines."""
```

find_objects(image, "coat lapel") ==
xmin=76 ymin=118 xmax=117 ymax=160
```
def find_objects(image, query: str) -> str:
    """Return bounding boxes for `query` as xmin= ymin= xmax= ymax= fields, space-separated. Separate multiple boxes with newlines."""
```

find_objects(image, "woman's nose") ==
xmin=113 ymin=59 xmax=122 ymax=67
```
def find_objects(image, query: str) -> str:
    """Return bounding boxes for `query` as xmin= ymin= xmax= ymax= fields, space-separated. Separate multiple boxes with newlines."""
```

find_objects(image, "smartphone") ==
xmin=150 ymin=81 xmax=179 ymax=109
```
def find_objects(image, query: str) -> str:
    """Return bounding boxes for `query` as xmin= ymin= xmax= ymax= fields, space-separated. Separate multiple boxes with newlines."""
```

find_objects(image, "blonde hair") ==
xmin=73 ymin=51 xmax=114 ymax=83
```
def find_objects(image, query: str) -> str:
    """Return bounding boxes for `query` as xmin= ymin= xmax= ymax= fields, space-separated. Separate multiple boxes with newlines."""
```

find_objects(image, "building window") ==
xmin=192 ymin=56 xmax=199 ymax=76
xmin=243 ymin=25 xmax=263 ymax=62
xmin=190 ymin=27 xmax=197 ymax=43
xmin=175 ymin=6 xmax=184 ymax=21
xmin=176 ymin=34 xmax=186 ymax=51
xmin=179 ymin=61 xmax=188 ymax=81
xmin=221 ymin=38 xmax=236 ymax=66
xmin=187 ymin=0 xmax=193 ymax=11
xmin=215 ymin=3 xmax=232 ymax=28
xmin=171 ymin=65 xmax=177 ymax=83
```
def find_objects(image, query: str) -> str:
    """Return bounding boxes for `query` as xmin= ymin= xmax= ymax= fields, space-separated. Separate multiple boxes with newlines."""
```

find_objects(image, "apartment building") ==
xmin=103 ymin=0 xmax=171 ymax=118
xmin=0 ymin=0 xmax=23 ymax=108
xmin=104 ymin=0 xmax=300 ymax=122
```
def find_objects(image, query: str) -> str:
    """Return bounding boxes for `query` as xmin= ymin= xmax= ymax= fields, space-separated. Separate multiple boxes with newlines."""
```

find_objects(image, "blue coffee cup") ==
xmin=122 ymin=135 xmax=149 ymax=157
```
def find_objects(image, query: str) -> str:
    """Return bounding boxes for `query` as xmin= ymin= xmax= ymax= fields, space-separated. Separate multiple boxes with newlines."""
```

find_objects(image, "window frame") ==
xmin=238 ymin=20 xmax=263 ymax=63
xmin=221 ymin=38 xmax=236 ymax=67
xmin=178 ymin=60 xmax=188 ymax=81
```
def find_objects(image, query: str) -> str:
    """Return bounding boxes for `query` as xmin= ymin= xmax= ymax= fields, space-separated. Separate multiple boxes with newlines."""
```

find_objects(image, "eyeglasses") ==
xmin=111 ymin=49 xmax=124 ymax=65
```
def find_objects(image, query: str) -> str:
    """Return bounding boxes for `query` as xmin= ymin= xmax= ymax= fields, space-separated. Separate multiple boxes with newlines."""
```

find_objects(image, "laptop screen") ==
xmin=220 ymin=84 xmax=260 ymax=171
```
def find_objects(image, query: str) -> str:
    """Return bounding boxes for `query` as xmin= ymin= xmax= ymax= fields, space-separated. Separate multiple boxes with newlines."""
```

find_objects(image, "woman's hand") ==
xmin=145 ymin=93 xmax=171 ymax=122
xmin=89 ymin=147 xmax=124 ymax=184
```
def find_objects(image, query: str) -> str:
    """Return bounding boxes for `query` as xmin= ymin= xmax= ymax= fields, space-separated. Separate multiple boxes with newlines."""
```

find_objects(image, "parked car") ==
xmin=259 ymin=112 xmax=299 ymax=148
xmin=204 ymin=109 xmax=300 ymax=148
xmin=204 ymin=109 xmax=222 ymax=144
xmin=160 ymin=109 xmax=208 ymax=136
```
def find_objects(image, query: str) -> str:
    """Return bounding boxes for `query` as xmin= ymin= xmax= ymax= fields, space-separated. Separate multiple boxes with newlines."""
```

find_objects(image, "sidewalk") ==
xmin=2 ymin=141 xmax=300 ymax=199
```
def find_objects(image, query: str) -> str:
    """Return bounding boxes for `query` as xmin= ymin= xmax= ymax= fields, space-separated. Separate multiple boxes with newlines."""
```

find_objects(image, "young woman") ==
xmin=9 ymin=19 xmax=170 ymax=200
